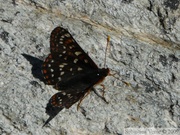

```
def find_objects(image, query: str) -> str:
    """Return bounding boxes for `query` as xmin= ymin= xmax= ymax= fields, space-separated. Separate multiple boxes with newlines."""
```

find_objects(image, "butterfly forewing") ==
xmin=42 ymin=27 xmax=98 ymax=85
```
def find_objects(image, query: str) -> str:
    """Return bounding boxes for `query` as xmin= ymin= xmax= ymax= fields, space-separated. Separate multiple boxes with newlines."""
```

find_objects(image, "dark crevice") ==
xmin=157 ymin=8 xmax=166 ymax=33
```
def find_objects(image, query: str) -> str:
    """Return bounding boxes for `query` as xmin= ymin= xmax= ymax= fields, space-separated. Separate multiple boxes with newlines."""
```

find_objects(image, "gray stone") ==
xmin=0 ymin=0 xmax=179 ymax=135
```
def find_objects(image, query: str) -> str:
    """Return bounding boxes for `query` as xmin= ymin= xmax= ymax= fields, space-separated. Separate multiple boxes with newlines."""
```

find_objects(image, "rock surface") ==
xmin=0 ymin=0 xmax=179 ymax=135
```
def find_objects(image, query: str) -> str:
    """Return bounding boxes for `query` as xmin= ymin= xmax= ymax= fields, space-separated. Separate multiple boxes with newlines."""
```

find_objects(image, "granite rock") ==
xmin=0 ymin=0 xmax=179 ymax=135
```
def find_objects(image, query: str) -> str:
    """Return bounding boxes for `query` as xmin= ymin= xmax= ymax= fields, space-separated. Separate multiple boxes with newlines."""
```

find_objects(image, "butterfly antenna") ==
xmin=104 ymin=35 xmax=110 ymax=68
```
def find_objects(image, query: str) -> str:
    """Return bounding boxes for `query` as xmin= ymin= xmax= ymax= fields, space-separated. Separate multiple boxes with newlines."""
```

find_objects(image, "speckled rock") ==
xmin=0 ymin=0 xmax=179 ymax=135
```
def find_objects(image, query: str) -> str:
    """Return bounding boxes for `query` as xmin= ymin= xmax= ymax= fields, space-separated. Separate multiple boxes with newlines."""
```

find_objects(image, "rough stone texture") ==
xmin=0 ymin=0 xmax=179 ymax=135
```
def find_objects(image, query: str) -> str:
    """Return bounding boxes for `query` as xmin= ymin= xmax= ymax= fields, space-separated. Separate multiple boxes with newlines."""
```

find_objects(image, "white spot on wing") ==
xmin=58 ymin=77 xmax=61 ymax=81
xmin=64 ymin=33 xmax=71 ymax=37
xmin=77 ymin=67 xmax=83 ymax=71
xmin=62 ymin=63 xmax=68 ymax=65
xmin=51 ymin=60 xmax=54 ymax=63
xmin=75 ymin=51 xmax=82 ymax=56
xmin=84 ymin=59 xmax=88 ymax=63
xmin=74 ymin=59 xmax=78 ymax=63
xmin=60 ymin=72 xmax=64 ymax=75
xmin=59 ymin=65 xmax=64 ymax=68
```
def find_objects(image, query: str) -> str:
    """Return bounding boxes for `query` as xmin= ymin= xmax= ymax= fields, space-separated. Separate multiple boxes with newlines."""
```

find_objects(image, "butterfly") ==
xmin=42 ymin=27 xmax=110 ymax=126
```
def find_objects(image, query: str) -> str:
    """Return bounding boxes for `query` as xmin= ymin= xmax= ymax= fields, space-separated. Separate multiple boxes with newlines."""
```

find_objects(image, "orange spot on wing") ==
xmin=49 ymin=54 xmax=52 ymax=58
xmin=47 ymin=80 xmax=51 ymax=84
xmin=65 ymin=39 xmax=73 ymax=44
xmin=51 ymin=34 xmax=55 ymax=39
xmin=51 ymin=42 xmax=55 ymax=46
xmin=43 ymin=70 xmax=47 ymax=74
xmin=52 ymin=101 xmax=57 ymax=106
xmin=45 ymin=59 xmax=48 ymax=62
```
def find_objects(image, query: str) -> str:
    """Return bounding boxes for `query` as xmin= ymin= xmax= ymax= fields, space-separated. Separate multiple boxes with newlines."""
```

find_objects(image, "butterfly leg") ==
xmin=100 ymin=84 xmax=105 ymax=98
xmin=99 ymin=84 xmax=109 ymax=103
xmin=109 ymin=73 xmax=131 ymax=86
xmin=77 ymin=89 xmax=91 ymax=110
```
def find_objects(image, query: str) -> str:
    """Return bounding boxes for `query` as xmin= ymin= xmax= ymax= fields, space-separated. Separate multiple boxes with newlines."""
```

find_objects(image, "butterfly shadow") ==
xmin=22 ymin=53 xmax=64 ymax=126
xmin=22 ymin=53 xmax=44 ymax=82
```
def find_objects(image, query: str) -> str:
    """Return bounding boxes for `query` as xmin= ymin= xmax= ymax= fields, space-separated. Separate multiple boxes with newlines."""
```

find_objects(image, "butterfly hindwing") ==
xmin=47 ymin=90 xmax=87 ymax=109
xmin=43 ymin=89 xmax=88 ymax=127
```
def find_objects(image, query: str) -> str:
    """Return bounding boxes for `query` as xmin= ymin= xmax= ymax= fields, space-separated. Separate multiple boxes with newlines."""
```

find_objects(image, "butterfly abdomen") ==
xmin=55 ymin=68 xmax=109 ymax=90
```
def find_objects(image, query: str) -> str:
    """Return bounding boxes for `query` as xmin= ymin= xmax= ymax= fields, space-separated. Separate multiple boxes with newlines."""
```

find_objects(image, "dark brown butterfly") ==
xmin=42 ymin=27 xmax=110 ymax=126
